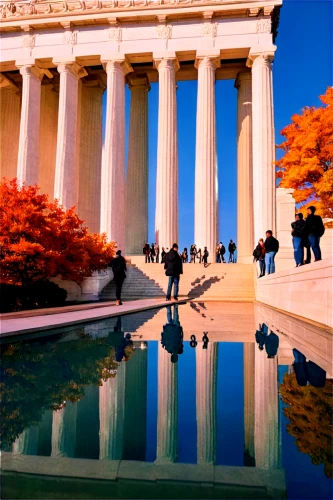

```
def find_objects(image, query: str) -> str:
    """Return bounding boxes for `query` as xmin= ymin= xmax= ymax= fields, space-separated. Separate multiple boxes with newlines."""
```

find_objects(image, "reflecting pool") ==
xmin=1 ymin=303 xmax=332 ymax=499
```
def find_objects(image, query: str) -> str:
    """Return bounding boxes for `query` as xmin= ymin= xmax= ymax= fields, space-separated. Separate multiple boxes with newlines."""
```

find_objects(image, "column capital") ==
xmin=100 ymin=54 xmax=133 ymax=75
xmin=53 ymin=57 xmax=87 ymax=79
xmin=153 ymin=52 xmax=180 ymax=72
xmin=195 ymin=49 xmax=221 ymax=70
xmin=15 ymin=59 xmax=44 ymax=80
xmin=234 ymin=70 xmax=252 ymax=89
xmin=128 ymin=74 xmax=150 ymax=92
xmin=246 ymin=46 xmax=276 ymax=68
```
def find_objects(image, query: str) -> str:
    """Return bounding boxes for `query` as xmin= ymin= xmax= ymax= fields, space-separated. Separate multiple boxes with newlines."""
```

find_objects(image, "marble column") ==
xmin=153 ymin=53 xmax=179 ymax=250
xmin=123 ymin=344 xmax=148 ymax=460
xmin=247 ymin=48 xmax=276 ymax=242
xmin=155 ymin=342 xmax=178 ymax=463
xmin=51 ymin=402 xmax=77 ymax=458
xmin=100 ymin=55 xmax=132 ymax=251
xmin=196 ymin=342 xmax=218 ymax=464
xmin=194 ymin=51 xmax=220 ymax=261
xmin=53 ymin=58 xmax=85 ymax=209
xmin=77 ymin=79 xmax=104 ymax=233
xmin=125 ymin=75 xmax=150 ymax=254
xmin=12 ymin=427 xmax=39 ymax=455
xmin=0 ymin=81 xmax=21 ymax=180
xmin=254 ymin=342 xmax=279 ymax=468
xmin=99 ymin=362 xmax=126 ymax=460
xmin=15 ymin=59 xmax=44 ymax=185
xmin=38 ymin=83 xmax=59 ymax=198
xmin=235 ymin=72 xmax=254 ymax=263
xmin=243 ymin=342 xmax=255 ymax=462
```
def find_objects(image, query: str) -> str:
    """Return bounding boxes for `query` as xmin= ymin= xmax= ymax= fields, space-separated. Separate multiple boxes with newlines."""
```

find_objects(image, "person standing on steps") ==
xmin=219 ymin=242 xmax=226 ymax=263
xmin=228 ymin=239 xmax=237 ymax=263
xmin=161 ymin=247 xmax=166 ymax=264
xmin=111 ymin=250 xmax=127 ymax=306
xmin=197 ymin=247 xmax=202 ymax=263
xmin=143 ymin=242 xmax=150 ymax=263
xmin=264 ymin=230 xmax=279 ymax=275
xmin=304 ymin=205 xmax=325 ymax=262
xmin=202 ymin=247 xmax=209 ymax=266
xmin=291 ymin=213 xmax=306 ymax=267
xmin=164 ymin=243 xmax=183 ymax=301
xmin=155 ymin=243 xmax=159 ymax=263
xmin=150 ymin=243 xmax=156 ymax=263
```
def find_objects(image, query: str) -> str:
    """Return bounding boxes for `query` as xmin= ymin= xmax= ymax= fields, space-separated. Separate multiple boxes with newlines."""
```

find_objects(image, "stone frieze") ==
xmin=0 ymin=0 xmax=240 ymax=20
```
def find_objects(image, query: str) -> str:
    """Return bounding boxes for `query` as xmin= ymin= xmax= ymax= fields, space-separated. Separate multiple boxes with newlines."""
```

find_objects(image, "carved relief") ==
xmin=62 ymin=30 xmax=77 ymax=44
xmin=108 ymin=25 xmax=122 ymax=41
xmin=22 ymin=33 xmax=35 ymax=48
xmin=256 ymin=18 xmax=272 ymax=34
xmin=202 ymin=21 xmax=217 ymax=38
xmin=156 ymin=24 xmax=172 ymax=39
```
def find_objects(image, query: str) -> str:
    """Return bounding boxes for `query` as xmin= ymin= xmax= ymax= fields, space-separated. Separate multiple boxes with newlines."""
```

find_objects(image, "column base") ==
xmin=237 ymin=256 xmax=254 ymax=264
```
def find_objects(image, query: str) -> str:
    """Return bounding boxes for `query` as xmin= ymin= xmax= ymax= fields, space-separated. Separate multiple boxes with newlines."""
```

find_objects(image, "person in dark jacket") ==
xmin=264 ymin=230 xmax=279 ymax=275
xmin=264 ymin=332 xmax=279 ymax=358
xmin=253 ymin=238 xmax=265 ymax=277
xmin=111 ymin=250 xmax=127 ymax=305
xmin=161 ymin=247 xmax=166 ymax=264
xmin=219 ymin=243 xmax=226 ymax=263
xmin=143 ymin=243 xmax=150 ymax=263
xmin=291 ymin=213 xmax=306 ymax=267
xmin=161 ymin=304 xmax=184 ymax=363
xmin=202 ymin=247 xmax=209 ymax=266
xmin=150 ymin=243 xmax=156 ymax=263
xmin=304 ymin=206 xmax=325 ymax=261
xmin=228 ymin=240 xmax=237 ymax=263
xmin=164 ymin=243 xmax=183 ymax=301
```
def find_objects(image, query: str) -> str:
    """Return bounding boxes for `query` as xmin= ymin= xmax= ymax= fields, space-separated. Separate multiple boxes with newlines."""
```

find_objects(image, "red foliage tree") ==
xmin=0 ymin=178 xmax=116 ymax=288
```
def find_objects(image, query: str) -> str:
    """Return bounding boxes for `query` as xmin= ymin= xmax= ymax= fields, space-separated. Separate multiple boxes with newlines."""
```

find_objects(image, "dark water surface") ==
xmin=1 ymin=303 xmax=332 ymax=499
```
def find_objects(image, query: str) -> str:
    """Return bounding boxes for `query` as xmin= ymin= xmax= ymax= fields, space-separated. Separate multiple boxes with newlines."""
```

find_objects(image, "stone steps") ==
xmin=100 ymin=259 xmax=255 ymax=302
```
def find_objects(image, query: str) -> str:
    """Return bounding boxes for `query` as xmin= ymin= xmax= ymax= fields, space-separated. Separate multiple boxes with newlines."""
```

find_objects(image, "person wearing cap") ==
xmin=164 ymin=243 xmax=183 ymax=301
xmin=304 ymin=205 xmax=325 ymax=261
xmin=110 ymin=250 xmax=127 ymax=306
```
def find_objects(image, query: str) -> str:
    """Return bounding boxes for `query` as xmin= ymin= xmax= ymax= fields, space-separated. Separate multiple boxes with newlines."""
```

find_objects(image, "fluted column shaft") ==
xmin=243 ymin=342 xmax=255 ymax=460
xmin=195 ymin=53 xmax=220 ymax=261
xmin=77 ymin=82 xmax=104 ymax=233
xmin=196 ymin=342 xmax=218 ymax=464
xmin=16 ymin=61 xmax=43 ymax=185
xmin=51 ymin=402 xmax=77 ymax=458
xmin=155 ymin=342 xmax=178 ymax=463
xmin=154 ymin=54 xmax=179 ymax=250
xmin=125 ymin=76 xmax=150 ymax=254
xmin=236 ymin=72 xmax=254 ymax=263
xmin=53 ymin=59 xmax=83 ymax=208
xmin=100 ymin=57 xmax=131 ymax=251
xmin=254 ymin=343 xmax=279 ymax=468
xmin=250 ymin=50 xmax=276 ymax=242
xmin=0 ymin=85 xmax=21 ymax=180
xmin=99 ymin=362 xmax=126 ymax=460
xmin=39 ymin=84 xmax=59 ymax=198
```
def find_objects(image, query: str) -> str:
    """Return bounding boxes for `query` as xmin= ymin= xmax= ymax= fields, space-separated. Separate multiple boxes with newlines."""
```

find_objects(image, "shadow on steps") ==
xmin=100 ymin=265 xmax=165 ymax=301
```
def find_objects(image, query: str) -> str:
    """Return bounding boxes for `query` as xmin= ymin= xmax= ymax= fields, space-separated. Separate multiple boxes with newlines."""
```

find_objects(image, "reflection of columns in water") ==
xmin=99 ymin=362 xmax=126 ymax=460
xmin=155 ymin=342 xmax=178 ymax=463
xmin=51 ymin=402 xmax=77 ymax=457
xmin=243 ymin=343 xmax=255 ymax=461
xmin=12 ymin=426 xmax=39 ymax=455
xmin=254 ymin=344 xmax=279 ymax=468
xmin=196 ymin=342 xmax=218 ymax=465
xmin=123 ymin=345 xmax=148 ymax=460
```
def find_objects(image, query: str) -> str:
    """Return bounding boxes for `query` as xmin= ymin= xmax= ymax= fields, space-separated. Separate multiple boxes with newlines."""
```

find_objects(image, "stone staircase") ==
xmin=100 ymin=257 xmax=255 ymax=302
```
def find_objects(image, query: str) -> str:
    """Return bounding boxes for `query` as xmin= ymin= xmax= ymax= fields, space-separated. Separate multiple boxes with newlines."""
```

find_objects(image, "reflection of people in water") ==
xmin=255 ymin=323 xmax=279 ymax=358
xmin=113 ymin=317 xmax=133 ymax=362
xmin=161 ymin=305 xmax=184 ymax=363
xmin=293 ymin=348 xmax=326 ymax=387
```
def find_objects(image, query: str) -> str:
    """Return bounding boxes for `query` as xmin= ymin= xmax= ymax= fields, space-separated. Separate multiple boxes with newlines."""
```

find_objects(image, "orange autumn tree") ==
xmin=276 ymin=87 xmax=333 ymax=219
xmin=0 ymin=178 xmax=116 ymax=289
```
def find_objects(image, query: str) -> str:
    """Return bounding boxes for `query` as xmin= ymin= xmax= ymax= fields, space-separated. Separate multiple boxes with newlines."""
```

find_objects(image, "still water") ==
xmin=1 ymin=303 xmax=332 ymax=499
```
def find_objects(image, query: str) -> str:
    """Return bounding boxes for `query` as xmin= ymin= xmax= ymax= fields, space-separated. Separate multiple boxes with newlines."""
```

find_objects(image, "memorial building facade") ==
xmin=0 ymin=0 xmax=282 ymax=261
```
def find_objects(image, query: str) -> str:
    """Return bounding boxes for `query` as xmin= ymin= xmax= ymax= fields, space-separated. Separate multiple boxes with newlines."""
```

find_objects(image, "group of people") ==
xmin=214 ymin=240 xmax=237 ymax=263
xmin=252 ymin=206 xmax=325 ymax=277
xmin=183 ymin=245 xmax=209 ymax=264
xmin=143 ymin=242 xmax=162 ymax=263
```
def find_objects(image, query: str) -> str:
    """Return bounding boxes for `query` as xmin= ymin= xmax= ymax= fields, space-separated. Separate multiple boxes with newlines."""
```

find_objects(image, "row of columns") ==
xmin=3 ymin=48 xmax=275 ymax=258
xmin=12 ymin=341 xmax=279 ymax=467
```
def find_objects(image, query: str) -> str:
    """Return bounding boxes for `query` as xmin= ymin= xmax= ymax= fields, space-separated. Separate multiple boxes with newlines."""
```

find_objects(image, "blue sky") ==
xmin=104 ymin=0 xmax=332 ymax=251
